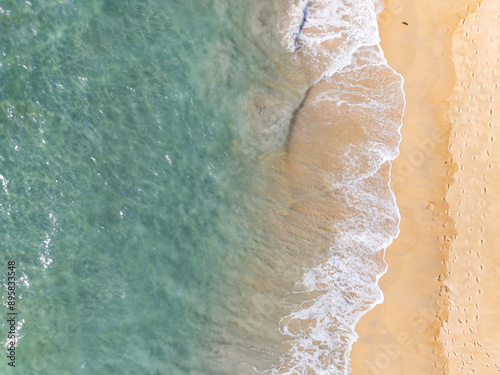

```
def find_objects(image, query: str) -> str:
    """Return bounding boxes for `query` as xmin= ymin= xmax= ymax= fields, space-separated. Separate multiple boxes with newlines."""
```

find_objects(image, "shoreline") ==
xmin=350 ymin=0 xmax=500 ymax=374
xmin=253 ymin=1 xmax=405 ymax=372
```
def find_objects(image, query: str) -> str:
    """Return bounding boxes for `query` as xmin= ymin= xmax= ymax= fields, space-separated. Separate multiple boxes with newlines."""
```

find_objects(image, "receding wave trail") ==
xmin=255 ymin=0 xmax=405 ymax=373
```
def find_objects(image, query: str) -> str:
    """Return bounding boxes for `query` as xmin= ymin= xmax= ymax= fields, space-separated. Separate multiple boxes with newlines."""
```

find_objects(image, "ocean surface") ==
xmin=0 ymin=0 xmax=404 ymax=374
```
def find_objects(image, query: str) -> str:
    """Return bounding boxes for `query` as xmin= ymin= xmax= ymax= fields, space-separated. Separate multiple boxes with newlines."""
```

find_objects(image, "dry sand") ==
xmin=442 ymin=1 xmax=500 ymax=372
xmin=350 ymin=0 xmax=500 ymax=374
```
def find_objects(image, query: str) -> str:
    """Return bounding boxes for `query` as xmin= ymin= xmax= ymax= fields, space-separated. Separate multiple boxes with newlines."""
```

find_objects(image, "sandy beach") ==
xmin=350 ymin=0 xmax=500 ymax=374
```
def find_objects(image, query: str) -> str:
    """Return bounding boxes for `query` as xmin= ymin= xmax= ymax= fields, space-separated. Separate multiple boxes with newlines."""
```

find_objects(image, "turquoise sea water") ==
xmin=0 ymin=1 xmax=300 ymax=373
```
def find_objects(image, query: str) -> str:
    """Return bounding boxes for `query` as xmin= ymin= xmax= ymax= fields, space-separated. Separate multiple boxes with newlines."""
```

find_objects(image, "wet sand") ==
xmin=351 ymin=0 xmax=500 ymax=374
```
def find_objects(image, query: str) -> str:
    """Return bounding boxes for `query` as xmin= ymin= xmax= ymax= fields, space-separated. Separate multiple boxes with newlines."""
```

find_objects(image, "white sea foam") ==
xmin=281 ymin=0 xmax=382 ymax=77
xmin=268 ymin=0 xmax=405 ymax=373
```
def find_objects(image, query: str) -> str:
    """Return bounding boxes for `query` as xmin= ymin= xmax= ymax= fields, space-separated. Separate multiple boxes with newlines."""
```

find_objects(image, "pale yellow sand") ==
xmin=442 ymin=1 xmax=500 ymax=373
xmin=349 ymin=2 xmax=465 ymax=373
xmin=350 ymin=0 xmax=500 ymax=374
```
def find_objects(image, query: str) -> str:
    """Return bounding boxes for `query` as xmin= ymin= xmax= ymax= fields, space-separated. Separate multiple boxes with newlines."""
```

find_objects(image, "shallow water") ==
xmin=0 ymin=0 xmax=403 ymax=374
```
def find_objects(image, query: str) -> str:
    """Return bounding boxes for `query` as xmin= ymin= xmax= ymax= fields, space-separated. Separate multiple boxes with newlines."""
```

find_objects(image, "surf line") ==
xmin=295 ymin=1 xmax=311 ymax=46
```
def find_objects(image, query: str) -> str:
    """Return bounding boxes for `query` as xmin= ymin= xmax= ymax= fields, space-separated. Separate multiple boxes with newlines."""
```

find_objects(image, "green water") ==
xmin=0 ymin=1 xmax=298 ymax=373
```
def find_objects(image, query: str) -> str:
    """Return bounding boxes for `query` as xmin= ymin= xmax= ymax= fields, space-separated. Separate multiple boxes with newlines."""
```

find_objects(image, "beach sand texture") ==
xmin=443 ymin=0 xmax=500 ymax=373
xmin=351 ymin=0 xmax=500 ymax=374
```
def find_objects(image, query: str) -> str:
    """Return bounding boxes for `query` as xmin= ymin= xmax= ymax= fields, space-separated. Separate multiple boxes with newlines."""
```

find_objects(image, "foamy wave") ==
xmin=269 ymin=0 xmax=405 ymax=373
xmin=281 ymin=0 xmax=381 ymax=77
xmin=268 ymin=171 xmax=401 ymax=374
